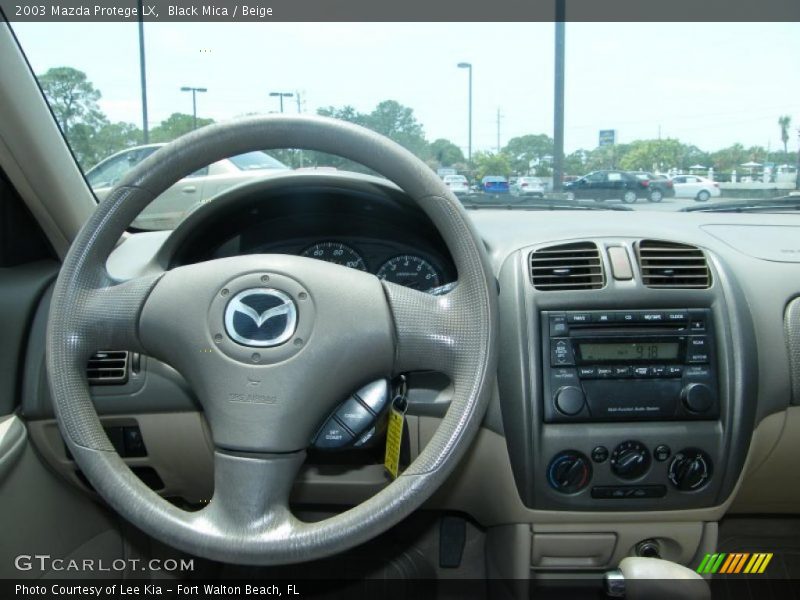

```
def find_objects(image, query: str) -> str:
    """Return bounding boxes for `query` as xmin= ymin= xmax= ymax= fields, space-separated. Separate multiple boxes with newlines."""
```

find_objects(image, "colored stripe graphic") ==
xmin=698 ymin=552 xmax=772 ymax=575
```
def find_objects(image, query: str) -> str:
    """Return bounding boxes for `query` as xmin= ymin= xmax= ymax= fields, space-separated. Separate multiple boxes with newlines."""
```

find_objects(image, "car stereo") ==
xmin=541 ymin=309 xmax=718 ymax=422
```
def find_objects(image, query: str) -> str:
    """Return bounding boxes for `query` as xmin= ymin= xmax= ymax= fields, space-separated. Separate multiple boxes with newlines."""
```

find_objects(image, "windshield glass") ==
xmin=9 ymin=21 xmax=800 ymax=228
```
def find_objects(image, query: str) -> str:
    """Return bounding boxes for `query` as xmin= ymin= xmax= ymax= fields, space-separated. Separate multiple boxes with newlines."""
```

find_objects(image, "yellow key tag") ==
xmin=384 ymin=398 xmax=406 ymax=479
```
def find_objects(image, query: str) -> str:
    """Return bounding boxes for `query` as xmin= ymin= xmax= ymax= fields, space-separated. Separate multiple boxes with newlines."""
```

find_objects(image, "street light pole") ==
xmin=180 ymin=86 xmax=207 ymax=129
xmin=457 ymin=62 xmax=473 ymax=168
xmin=269 ymin=91 xmax=294 ymax=113
xmin=137 ymin=0 xmax=149 ymax=143
xmin=553 ymin=7 xmax=566 ymax=192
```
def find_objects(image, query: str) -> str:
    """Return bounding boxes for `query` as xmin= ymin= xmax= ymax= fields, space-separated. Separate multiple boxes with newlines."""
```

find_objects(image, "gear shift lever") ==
xmin=604 ymin=557 xmax=710 ymax=600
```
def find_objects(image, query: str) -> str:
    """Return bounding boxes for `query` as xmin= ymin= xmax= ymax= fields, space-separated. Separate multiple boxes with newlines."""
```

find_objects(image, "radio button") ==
xmin=687 ymin=337 xmax=709 ymax=363
xmin=632 ymin=366 xmax=650 ymax=378
xmin=578 ymin=366 xmax=597 ymax=379
xmin=685 ymin=366 xmax=711 ymax=378
xmin=613 ymin=366 xmax=632 ymax=378
xmin=555 ymin=386 xmax=586 ymax=416
xmin=596 ymin=366 xmax=615 ymax=378
xmin=551 ymin=339 xmax=575 ymax=366
xmin=618 ymin=312 xmax=637 ymax=324
xmin=567 ymin=313 xmax=591 ymax=324
xmin=641 ymin=312 xmax=666 ymax=323
xmin=549 ymin=314 xmax=568 ymax=336
xmin=552 ymin=369 xmax=579 ymax=387
xmin=666 ymin=311 xmax=689 ymax=323
xmin=650 ymin=366 xmax=667 ymax=378
xmin=681 ymin=383 xmax=714 ymax=413
xmin=666 ymin=366 xmax=684 ymax=378
xmin=593 ymin=312 xmax=615 ymax=324
xmin=689 ymin=318 xmax=706 ymax=332
xmin=687 ymin=353 xmax=709 ymax=364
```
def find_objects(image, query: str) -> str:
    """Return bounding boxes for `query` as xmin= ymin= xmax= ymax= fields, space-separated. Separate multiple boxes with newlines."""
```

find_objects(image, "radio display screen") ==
xmin=579 ymin=342 xmax=680 ymax=362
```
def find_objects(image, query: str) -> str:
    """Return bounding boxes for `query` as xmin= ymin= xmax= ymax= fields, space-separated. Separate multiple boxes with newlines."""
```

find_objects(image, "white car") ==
xmin=511 ymin=176 xmax=546 ymax=197
xmin=671 ymin=175 xmax=721 ymax=202
xmin=442 ymin=174 xmax=470 ymax=195
xmin=86 ymin=144 xmax=289 ymax=229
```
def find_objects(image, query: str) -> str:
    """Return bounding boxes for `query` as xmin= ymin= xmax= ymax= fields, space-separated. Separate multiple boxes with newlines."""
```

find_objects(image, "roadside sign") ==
xmin=599 ymin=130 xmax=616 ymax=147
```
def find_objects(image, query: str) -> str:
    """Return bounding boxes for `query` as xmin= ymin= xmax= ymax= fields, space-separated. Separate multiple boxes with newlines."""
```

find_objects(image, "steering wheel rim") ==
xmin=46 ymin=115 xmax=497 ymax=565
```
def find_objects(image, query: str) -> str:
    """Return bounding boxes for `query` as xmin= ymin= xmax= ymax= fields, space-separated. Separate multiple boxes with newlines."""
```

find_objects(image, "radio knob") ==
xmin=681 ymin=383 xmax=714 ymax=413
xmin=610 ymin=440 xmax=651 ymax=480
xmin=668 ymin=448 xmax=712 ymax=491
xmin=555 ymin=386 xmax=585 ymax=416
xmin=547 ymin=451 xmax=591 ymax=494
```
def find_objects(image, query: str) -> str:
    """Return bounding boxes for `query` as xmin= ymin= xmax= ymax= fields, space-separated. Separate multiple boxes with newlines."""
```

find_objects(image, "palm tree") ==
xmin=778 ymin=115 xmax=792 ymax=155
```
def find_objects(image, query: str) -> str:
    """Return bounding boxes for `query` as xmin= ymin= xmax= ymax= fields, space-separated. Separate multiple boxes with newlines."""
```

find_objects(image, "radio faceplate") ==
xmin=542 ymin=309 xmax=719 ymax=422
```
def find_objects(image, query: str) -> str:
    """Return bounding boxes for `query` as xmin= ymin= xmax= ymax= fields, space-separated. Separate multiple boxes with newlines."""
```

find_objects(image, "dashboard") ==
xmin=20 ymin=171 xmax=800 ymax=570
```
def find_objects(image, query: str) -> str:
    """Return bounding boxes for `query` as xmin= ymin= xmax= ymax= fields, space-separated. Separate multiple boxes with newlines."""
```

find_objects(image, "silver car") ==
xmin=86 ymin=144 xmax=289 ymax=229
xmin=511 ymin=176 xmax=546 ymax=197
xmin=442 ymin=174 xmax=470 ymax=195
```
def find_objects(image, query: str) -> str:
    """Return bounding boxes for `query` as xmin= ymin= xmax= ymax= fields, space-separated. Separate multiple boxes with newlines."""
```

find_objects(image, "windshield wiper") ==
xmin=680 ymin=195 xmax=800 ymax=213
xmin=462 ymin=200 xmax=632 ymax=211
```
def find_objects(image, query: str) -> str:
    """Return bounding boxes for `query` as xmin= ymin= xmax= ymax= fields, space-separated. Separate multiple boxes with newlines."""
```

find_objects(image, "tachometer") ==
xmin=301 ymin=242 xmax=367 ymax=271
xmin=377 ymin=255 xmax=442 ymax=291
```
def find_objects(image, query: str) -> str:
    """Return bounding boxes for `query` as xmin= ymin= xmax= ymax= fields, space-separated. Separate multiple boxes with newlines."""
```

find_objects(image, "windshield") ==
xmin=228 ymin=151 xmax=287 ymax=171
xmin=9 ymin=21 xmax=800 ymax=227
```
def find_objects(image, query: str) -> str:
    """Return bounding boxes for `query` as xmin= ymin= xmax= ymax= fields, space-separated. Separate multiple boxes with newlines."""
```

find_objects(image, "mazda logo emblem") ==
xmin=224 ymin=288 xmax=298 ymax=347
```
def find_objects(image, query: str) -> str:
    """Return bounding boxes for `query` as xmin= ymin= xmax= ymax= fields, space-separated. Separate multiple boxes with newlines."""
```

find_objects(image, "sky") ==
xmin=10 ymin=21 xmax=800 ymax=155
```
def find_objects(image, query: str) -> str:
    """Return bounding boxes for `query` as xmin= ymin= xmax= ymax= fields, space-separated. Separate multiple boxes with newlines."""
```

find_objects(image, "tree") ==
xmin=70 ymin=121 xmax=143 ymax=169
xmin=618 ymin=139 xmax=684 ymax=172
xmin=472 ymin=151 xmax=512 ymax=181
xmin=150 ymin=113 xmax=215 ymax=143
xmin=709 ymin=143 xmax=748 ymax=171
xmin=502 ymin=134 xmax=554 ymax=174
xmin=564 ymin=150 xmax=589 ymax=175
xmin=364 ymin=100 xmax=428 ymax=156
xmin=778 ymin=115 xmax=792 ymax=155
xmin=428 ymin=138 xmax=465 ymax=167
xmin=38 ymin=67 xmax=104 ymax=137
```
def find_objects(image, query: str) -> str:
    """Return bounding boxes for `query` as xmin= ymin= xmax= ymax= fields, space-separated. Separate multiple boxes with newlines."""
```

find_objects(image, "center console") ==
xmin=497 ymin=238 xmax=757 ymax=513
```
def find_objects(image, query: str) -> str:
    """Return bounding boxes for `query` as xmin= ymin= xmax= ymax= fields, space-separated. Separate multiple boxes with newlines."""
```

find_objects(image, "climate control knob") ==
xmin=547 ymin=451 xmax=591 ymax=494
xmin=610 ymin=440 xmax=651 ymax=480
xmin=668 ymin=448 xmax=712 ymax=491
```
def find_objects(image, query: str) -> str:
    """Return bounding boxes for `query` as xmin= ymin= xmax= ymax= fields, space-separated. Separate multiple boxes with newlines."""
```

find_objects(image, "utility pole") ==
xmin=457 ymin=63 xmax=473 ymax=169
xmin=795 ymin=128 xmax=800 ymax=189
xmin=552 ymin=1 xmax=566 ymax=192
xmin=296 ymin=91 xmax=304 ymax=167
xmin=137 ymin=0 xmax=149 ymax=143
xmin=496 ymin=108 xmax=504 ymax=153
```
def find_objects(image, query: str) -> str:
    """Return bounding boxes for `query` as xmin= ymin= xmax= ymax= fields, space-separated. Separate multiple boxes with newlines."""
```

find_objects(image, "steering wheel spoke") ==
xmin=382 ymin=281 xmax=464 ymax=377
xmin=192 ymin=450 xmax=304 ymax=537
xmin=81 ymin=274 xmax=163 ymax=354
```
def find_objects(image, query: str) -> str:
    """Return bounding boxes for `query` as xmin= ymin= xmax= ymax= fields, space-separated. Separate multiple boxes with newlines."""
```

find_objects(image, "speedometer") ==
xmin=377 ymin=255 xmax=442 ymax=291
xmin=301 ymin=242 xmax=367 ymax=271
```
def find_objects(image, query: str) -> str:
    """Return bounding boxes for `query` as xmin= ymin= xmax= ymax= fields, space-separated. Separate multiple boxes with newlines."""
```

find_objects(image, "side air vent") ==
xmin=87 ymin=351 xmax=129 ymax=385
xmin=530 ymin=242 xmax=604 ymax=290
xmin=637 ymin=240 xmax=711 ymax=289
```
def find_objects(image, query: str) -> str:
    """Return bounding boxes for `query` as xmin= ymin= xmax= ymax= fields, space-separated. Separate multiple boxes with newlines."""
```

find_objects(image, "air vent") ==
xmin=530 ymin=242 xmax=604 ymax=290
xmin=637 ymin=240 xmax=711 ymax=289
xmin=86 ymin=351 xmax=129 ymax=385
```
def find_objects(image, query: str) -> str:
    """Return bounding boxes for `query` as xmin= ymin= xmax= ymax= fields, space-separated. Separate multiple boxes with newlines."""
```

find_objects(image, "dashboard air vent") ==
xmin=637 ymin=240 xmax=711 ymax=289
xmin=87 ymin=351 xmax=129 ymax=385
xmin=530 ymin=242 xmax=604 ymax=291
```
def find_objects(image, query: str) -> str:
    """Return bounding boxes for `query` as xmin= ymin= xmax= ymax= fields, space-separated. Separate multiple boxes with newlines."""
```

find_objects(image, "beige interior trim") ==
xmin=0 ymin=22 xmax=96 ymax=257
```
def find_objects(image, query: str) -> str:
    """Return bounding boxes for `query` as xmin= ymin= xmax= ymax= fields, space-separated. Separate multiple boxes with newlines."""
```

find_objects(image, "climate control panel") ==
xmin=546 ymin=441 xmax=714 ymax=500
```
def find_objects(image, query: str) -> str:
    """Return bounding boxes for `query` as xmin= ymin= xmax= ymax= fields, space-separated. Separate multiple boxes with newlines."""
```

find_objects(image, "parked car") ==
xmin=511 ymin=176 xmax=545 ymax=198
xmin=671 ymin=174 xmax=721 ymax=202
xmin=563 ymin=170 xmax=650 ymax=203
xmin=442 ymin=174 xmax=470 ymax=195
xmin=630 ymin=171 xmax=675 ymax=202
xmin=480 ymin=175 xmax=510 ymax=194
xmin=86 ymin=144 xmax=289 ymax=229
